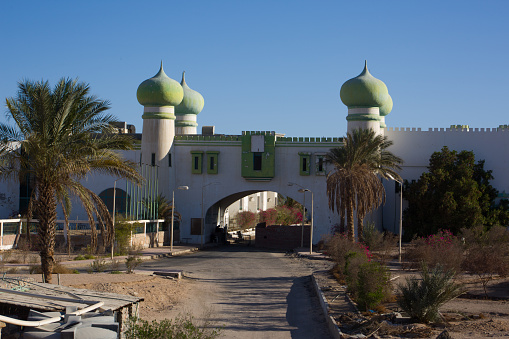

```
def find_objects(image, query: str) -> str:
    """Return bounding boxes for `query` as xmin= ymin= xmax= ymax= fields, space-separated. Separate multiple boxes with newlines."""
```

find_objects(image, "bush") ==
xmin=275 ymin=206 xmax=302 ymax=225
xmin=398 ymin=265 xmax=463 ymax=323
xmin=461 ymin=225 xmax=509 ymax=296
xmin=90 ymin=259 xmax=107 ymax=273
xmin=236 ymin=211 xmax=256 ymax=230
xmin=126 ymin=255 xmax=142 ymax=274
xmin=124 ymin=314 xmax=221 ymax=339
xmin=405 ymin=229 xmax=464 ymax=273
xmin=74 ymin=255 xmax=86 ymax=261
xmin=258 ymin=208 xmax=278 ymax=225
xmin=115 ymin=217 xmax=140 ymax=256
xmin=362 ymin=223 xmax=398 ymax=264
xmin=325 ymin=233 xmax=363 ymax=273
xmin=356 ymin=261 xmax=391 ymax=311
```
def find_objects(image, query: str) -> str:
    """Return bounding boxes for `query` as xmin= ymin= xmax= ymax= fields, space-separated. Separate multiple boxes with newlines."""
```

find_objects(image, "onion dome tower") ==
xmin=137 ymin=62 xmax=183 ymax=198
xmin=174 ymin=71 xmax=204 ymax=135
xmin=340 ymin=61 xmax=392 ymax=134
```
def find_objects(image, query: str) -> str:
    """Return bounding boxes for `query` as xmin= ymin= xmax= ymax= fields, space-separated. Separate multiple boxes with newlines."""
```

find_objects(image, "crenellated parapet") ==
xmin=386 ymin=127 xmax=509 ymax=133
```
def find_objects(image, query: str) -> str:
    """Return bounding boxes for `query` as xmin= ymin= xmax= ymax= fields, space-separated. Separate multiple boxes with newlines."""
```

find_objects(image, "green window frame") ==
xmin=299 ymin=152 xmax=311 ymax=176
xmin=315 ymin=154 xmax=326 ymax=176
xmin=206 ymin=151 xmax=219 ymax=174
xmin=191 ymin=151 xmax=203 ymax=174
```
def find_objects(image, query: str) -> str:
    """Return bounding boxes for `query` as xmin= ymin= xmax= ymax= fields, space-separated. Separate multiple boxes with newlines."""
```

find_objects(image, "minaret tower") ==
xmin=137 ymin=62 xmax=184 ymax=199
xmin=340 ymin=61 xmax=392 ymax=134
xmin=174 ymin=71 xmax=205 ymax=135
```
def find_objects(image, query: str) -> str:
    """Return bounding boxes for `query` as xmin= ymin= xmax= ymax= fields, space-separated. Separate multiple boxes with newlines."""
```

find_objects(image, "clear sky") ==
xmin=1 ymin=1 xmax=508 ymax=138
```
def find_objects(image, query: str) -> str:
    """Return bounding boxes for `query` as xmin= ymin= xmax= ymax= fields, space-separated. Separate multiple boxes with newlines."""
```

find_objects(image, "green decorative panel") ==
xmin=191 ymin=151 xmax=203 ymax=174
xmin=315 ymin=154 xmax=326 ymax=176
xmin=241 ymin=132 xmax=275 ymax=180
xmin=299 ymin=152 xmax=311 ymax=176
xmin=206 ymin=151 xmax=219 ymax=174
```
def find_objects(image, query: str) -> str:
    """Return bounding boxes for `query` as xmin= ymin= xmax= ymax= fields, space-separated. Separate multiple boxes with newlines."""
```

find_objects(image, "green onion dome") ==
xmin=340 ymin=61 xmax=390 ymax=108
xmin=379 ymin=94 xmax=393 ymax=117
xmin=137 ymin=62 xmax=184 ymax=107
xmin=175 ymin=71 xmax=204 ymax=115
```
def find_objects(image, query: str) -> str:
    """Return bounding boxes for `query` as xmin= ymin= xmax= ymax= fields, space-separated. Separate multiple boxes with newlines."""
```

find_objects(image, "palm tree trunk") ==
xmin=36 ymin=183 xmax=56 ymax=283
xmin=357 ymin=215 xmax=364 ymax=243
xmin=347 ymin=200 xmax=355 ymax=242
xmin=339 ymin=209 xmax=346 ymax=234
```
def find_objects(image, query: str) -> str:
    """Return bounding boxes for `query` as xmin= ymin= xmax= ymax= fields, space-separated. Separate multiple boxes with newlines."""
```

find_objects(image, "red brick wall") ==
xmin=255 ymin=225 xmax=310 ymax=250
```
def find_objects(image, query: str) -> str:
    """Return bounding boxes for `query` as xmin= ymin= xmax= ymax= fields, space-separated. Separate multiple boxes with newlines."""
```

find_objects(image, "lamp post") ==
xmin=111 ymin=178 xmax=122 ymax=260
xmin=171 ymin=185 xmax=189 ymax=252
xmin=201 ymin=182 xmax=219 ymax=247
xmin=298 ymin=188 xmax=314 ymax=255
xmin=397 ymin=180 xmax=403 ymax=263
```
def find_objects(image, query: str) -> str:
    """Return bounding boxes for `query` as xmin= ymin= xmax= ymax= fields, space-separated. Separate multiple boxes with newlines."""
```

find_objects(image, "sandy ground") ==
xmin=2 ymin=253 xmax=509 ymax=338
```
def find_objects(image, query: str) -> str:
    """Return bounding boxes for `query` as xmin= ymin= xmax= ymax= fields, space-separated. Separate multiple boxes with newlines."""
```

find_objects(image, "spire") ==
xmin=181 ymin=71 xmax=187 ymax=86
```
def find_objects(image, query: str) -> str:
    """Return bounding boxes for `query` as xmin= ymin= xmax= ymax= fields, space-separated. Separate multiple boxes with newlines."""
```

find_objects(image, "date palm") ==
xmin=326 ymin=128 xmax=402 ymax=241
xmin=0 ymin=78 xmax=142 ymax=282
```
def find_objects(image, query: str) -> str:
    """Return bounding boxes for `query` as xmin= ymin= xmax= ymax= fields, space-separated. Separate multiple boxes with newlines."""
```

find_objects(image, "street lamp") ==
xmin=298 ymin=188 xmax=314 ymax=255
xmin=111 ymin=178 xmax=122 ymax=260
xmin=201 ymin=182 xmax=219 ymax=247
xmin=171 ymin=185 xmax=189 ymax=252
xmin=397 ymin=180 xmax=403 ymax=263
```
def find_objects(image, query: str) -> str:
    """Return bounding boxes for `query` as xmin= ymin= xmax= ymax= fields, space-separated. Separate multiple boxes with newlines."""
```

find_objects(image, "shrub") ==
xmin=90 ymin=259 xmax=107 ymax=273
xmin=275 ymin=206 xmax=302 ymax=225
xmin=356 ymin=261 xmax=391 ymax=311
xmin=405 ymin=229 xmax=464 ymax=273
xmin=461 ymin=225 xmax=509 ymax=296
xmin=126 ymin=255 xmax=142 ymax=274
xmin=362 ymin=223 xmax=398 ymax=264
xmin=124 ymin=314 xmax=221 ymax=339
xmin=74 ymin=255 xmax=85 ymax=261
xmin=258 ymin=208 xmax=278 ymax=225
xmin=236 ymin=211 xmax=256 ymax=230
xmin=325 ymin=233 xmax=363 ymax=272
xmin=398 ymin=265 xmax=463 ymax=323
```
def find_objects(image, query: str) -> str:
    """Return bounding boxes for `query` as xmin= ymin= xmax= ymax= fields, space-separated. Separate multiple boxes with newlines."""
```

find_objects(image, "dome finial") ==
xmin=181 ymin=71 xmax=186 ymax=86
xmin=362 ymin=60 xmax=369 ymax=75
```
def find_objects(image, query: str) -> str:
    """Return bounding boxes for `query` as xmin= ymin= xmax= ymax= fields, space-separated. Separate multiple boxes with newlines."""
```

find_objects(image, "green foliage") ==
xmin=356 ymin=261 xmax=391 ymax=311
xmin=398 ymin=265 xmax=463 ymax=323
xmin=275 ymin=206 xmax=302 ymax=225
xmin=403 ymin=147 xmax=501 ymax=238
xmin=115 ymin=216 xmax=140 ymax=256
xmin=74 ymin=255 xmax=86 ymax=261
xmin=236 ymin=211 xmax=256 ymax=230
xmin=124 ymin=314 xmax=221 ymax=339
xmin=90 ymin=259 xmax=107 ymax=272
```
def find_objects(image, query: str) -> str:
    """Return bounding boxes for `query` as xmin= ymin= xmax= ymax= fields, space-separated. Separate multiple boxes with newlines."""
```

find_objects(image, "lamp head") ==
xmin=178 ymin=186 xmax=189 ymax=190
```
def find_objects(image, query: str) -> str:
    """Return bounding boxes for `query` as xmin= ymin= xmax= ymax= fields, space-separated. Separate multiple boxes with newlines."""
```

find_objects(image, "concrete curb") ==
xmin=311 ymin=274 xmax=342 ymax=339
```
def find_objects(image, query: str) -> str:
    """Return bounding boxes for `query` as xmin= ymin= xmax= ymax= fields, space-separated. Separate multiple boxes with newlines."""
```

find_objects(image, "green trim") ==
xmin=206 ymin=151 xmax=219 ymax=174
xmin=142 ymin=112 xmax=176 ymax=120
xmin=299 ymin=153 xmax=311 ymax=176
xmin=191 ymin=151 xmax=203 ymax=174
xmin=176 ymin=120 xmax=198 ymax=127
xmin=346 ymin=114 xmax=380 ymax=121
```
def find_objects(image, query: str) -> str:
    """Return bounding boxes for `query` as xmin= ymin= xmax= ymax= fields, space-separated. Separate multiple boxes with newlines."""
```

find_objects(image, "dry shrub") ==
xmin=462 ymin=225 xmax=509 ymax=296
xmin=325 ymin=233 xmax=362 ymax=270
xmin=363 ymin=223 xmax=398 ymax=264
xmin=405 ymin=229 xmax=464 ymax=273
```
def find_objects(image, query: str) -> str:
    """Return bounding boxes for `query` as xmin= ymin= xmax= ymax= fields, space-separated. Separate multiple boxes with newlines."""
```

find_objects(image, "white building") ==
xmin=2 ymin=62 xmax=508 ymax=244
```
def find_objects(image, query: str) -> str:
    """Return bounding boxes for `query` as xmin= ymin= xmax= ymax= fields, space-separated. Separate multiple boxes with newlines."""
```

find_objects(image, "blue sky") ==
xmin=1 ymin=1 xmax=508 ymax=137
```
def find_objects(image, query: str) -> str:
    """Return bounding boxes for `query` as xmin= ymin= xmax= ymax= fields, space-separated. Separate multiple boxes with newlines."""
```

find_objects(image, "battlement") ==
xmin=174 ymin=135 xmax=242 ymax=141
xmin=276 ymin=136 xmax=343 ymax=143
xmin=242 ymin=131 xmax=276 ymax=136
xmin=386 ymin=127 xmax=509 ymax=133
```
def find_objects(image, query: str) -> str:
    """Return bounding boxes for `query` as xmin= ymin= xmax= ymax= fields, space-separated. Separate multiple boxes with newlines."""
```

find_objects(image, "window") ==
xmin=315 ymin=154 xmax=326 ymax=176
xmin=151 ymin=153 xmax=156 ymax=166
xmin=253 ymin=153 xmax=262 ymax=171
xmin=299 ymin=152 xmax=311 ymax=176
xmin=206 ymin=151 xmax=219 ymax=174
xmin=190 ymin=151 xmax=203 ymax=174
xmin=168 ymin=153 xmax=172 ymax=167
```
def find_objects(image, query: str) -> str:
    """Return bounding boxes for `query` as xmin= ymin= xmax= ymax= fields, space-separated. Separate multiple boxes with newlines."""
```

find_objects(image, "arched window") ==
xmin=99 ymin=188 xmax=129 ymax=215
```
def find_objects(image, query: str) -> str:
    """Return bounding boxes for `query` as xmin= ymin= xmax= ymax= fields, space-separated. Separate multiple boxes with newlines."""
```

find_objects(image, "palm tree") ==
xmin=0 ymin=78 xmax=142 ymax=282
xmin=326 ymin=128 xmax=402 ymax=242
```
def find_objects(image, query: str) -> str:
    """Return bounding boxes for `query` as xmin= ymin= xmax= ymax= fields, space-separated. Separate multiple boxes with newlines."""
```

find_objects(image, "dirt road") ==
xmin=138 ymin=245 xmax=334 ymax=339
